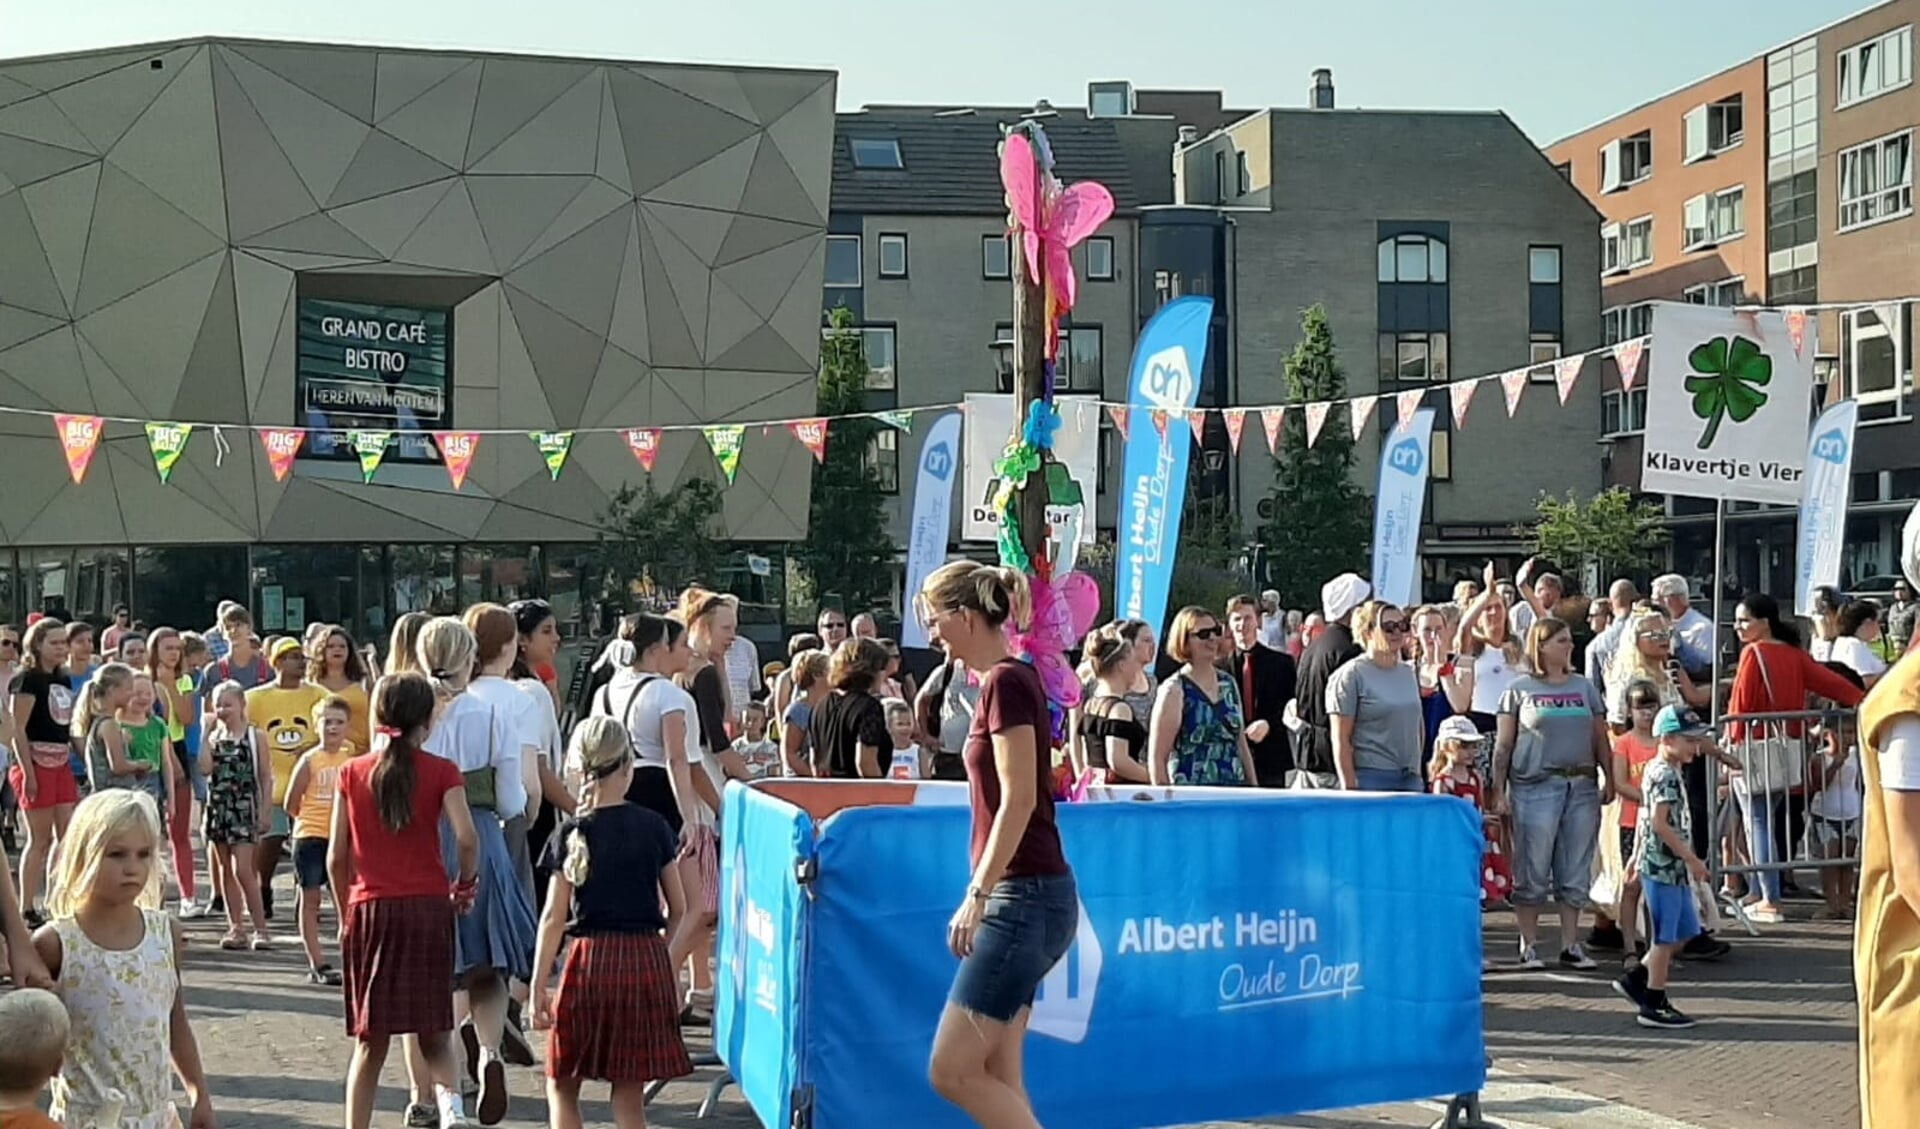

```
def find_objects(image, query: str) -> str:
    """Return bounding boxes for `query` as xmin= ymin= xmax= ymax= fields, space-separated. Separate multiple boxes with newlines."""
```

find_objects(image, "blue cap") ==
xmin=1653 ymin=704 xmax=1711 ymax=738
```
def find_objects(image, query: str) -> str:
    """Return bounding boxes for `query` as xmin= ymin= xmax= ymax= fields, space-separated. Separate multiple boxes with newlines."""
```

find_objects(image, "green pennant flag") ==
xmin=347 ymin=430 xmax=391 ymax=483
xmin=877 ymin=409 xmax=914 ymax=433
xmin=532 ymin=431 xmax=574 ymax=480
xmin=703 ymin=424 xmax=745 ymax=484
xmin=144 ymin=422 xmax=193 ymax=483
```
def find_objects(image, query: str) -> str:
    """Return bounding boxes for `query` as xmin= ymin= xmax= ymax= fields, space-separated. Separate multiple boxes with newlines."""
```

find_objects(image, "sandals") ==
xmin=250 ymin=934 xmax=273 ymax=951
xmin=219 ymin=932 xmax=248 ymax=951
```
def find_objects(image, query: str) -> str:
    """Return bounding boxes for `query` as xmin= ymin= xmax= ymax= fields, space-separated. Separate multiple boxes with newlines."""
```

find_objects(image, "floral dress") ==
xmin=202 ymin=731 xmax=259 ymax=845
xmin=1434 ymin=767 xmax=1513 ymax=903
xmin=1170 ymin=673 xmax=1247 ymax=785
xmin=51 ymin=908 xmax=181 ymax=1128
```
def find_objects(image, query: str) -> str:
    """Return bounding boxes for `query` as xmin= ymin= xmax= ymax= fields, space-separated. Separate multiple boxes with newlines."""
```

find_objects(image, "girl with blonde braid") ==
xmin=531 ymin=717 xmax=691 ymax=1129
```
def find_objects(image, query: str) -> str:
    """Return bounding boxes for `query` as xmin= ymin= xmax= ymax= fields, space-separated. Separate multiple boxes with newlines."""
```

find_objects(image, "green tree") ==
xmin=593 ymin=477 xmax=726 ymax=609
xmin=1261 ymin=305 xmax=1371 ymax=605
xmin=796 ymin=306 xmax=896 ymax=614
xmin=1527 ymin=487 xmax=1669 ymax=582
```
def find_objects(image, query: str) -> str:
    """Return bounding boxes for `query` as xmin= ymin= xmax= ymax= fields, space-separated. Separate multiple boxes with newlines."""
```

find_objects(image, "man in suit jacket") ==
xmin=1226 ymin=594 xmax=1298 ymax=788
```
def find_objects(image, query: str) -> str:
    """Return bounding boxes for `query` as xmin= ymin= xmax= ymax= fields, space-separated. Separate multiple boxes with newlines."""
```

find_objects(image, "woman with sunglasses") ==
xmin=1491 ymin=617 xmax=1611 ymax=971
xmin=1603 ymin=608 xmax=1710 ymax=729
xmin=1325 ymin=601 xmax=1425 ymax=792
xmin=1147 ymin=607 xmax=1256 ymax=787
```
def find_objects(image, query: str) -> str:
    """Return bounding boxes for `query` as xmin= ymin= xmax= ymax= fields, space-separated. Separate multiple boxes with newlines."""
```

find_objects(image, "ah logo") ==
xmin=727 ymin=845 xmax=749 ymax=1005
xmin=923 ymin=440 xmax=955 ymax=482
xmin=1029 ymin=896 xmax=1102 ymax=1044
xmin=1387 ymin=437 xmax=1424 ymax=476
xmin=1812 ymin=428 xmax=1849 ymax=465
xmin=1138 ymin=345 xmax=1194 ymax=412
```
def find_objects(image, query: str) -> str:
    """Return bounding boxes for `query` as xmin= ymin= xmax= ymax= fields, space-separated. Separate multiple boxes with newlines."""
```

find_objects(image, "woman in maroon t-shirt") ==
xmin=916 ymin=561 xmax=1077 ymax=1127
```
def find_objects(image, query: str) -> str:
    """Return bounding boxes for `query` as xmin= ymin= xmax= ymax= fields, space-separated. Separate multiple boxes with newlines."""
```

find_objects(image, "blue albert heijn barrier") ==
xmin=716 ymin=779 xmax=1488 ymax=1129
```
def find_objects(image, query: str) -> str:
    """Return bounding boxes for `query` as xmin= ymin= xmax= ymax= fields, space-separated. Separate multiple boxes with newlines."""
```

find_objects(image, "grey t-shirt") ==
xmin=1324 ymin=656 xmax=1424 ymax=775
xmin=1498 ymin=673 xmax=1605 ymax=783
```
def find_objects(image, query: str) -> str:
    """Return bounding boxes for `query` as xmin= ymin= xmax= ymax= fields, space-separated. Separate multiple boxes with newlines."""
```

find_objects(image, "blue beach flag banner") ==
xmin=900 ymin=412 xmax=964 ymax=649
xmin=1371 ymin=407 xmax=1436 ymax=608
xmin=1115 ymin=296 xmax=1213 ymax=632
xmin=1796 ymin=399 xmax=1858 ymax=615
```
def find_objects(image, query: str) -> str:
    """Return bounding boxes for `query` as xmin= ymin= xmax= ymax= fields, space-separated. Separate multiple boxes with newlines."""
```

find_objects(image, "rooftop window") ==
xmin=849 ymin=137 xmax=904 ymax=169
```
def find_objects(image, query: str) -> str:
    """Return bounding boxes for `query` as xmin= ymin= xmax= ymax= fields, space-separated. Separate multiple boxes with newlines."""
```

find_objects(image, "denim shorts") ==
xmin=292 ymin=836 xmax=329 ymax=890
xmin=949 ymin=873 xmax=1078 ymax=1023
xmin=1509 ymin=774 xmax=1601 ymax=908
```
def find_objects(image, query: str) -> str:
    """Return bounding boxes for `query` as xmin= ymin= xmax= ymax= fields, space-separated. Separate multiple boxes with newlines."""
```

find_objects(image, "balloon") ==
xmin=1057 ymin=571 xmax=1101 ymax=643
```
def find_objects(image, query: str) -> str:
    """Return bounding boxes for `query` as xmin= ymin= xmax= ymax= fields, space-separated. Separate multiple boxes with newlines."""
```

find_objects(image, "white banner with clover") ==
xmin=1640 ymin=302 xmax=1814 ymax=505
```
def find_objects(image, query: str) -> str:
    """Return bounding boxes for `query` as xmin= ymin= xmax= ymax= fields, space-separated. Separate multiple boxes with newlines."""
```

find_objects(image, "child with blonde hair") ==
xmin=531 ymin=716 xmax=691 ymax=1129
xmin=199 ymin=680 xmax=272 ymax=951
xmin=1430 ymin=716 xmax=1513 ymax=909
xmin=0 ymin=988 xmax=67 ymax=1129
xmin=30 ymin=790 xmax=215 ymax=1127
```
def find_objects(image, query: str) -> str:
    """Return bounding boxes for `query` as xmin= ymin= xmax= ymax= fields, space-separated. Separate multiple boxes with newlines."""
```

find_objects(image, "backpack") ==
xmin=593 ymin=673 xmax=659 ymax=759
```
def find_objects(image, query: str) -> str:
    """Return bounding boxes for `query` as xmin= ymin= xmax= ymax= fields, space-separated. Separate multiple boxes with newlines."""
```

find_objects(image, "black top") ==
xmin=1231 ymin=645 xmax=1299 ymax=780
xmin=1078 ymin=695 xmax=1146 ymax=772
xmin=9 ymin=667 xmax=75 ymax=745
xmin=538 ymin=803 xmax=678 ymax=936
xmin=808 ymin=688 xmax=889 ymax=778
xmin=689 ymin=664 xmax=729 ymax=754
xmin=1292 ymin=624 xmax=1361 ymax=775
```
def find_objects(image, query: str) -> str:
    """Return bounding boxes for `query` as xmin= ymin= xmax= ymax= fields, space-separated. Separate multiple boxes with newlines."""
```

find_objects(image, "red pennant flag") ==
xmin=624 ymin=428 xmax=662 ymax=473
xmin=1303 ymin=402 xmax=1330 ymax=448
xmin=1149 ymin=409 xmax=1170 ymax=441
xmin=1221 ymin=408 xmax=1246 ymax=455
xmin=258 ymin=428 xmax=303 ymax=482
xmin=1260 ymin=407 xmax=1285 ymax=454
xmin=434 ymin=431 xmax=479 ymax=490
xmin=1786 ymin=308 xmax=1809 ymax=357
xmin=1348 ymin=395 xmax=1377 ymax=442
xmin=789 ymin=418 xmax=829 ymax=463
xmin=1395 ymin=390 xmax=1424 ymax=432
xmin=1613 ymin=338 xmax=1646 ymax=392
xmin=1554 ymin=355 xmax=1584 ymax=406
xmin=1106 ymin=404 xmax=1130 ymax=440
xmin=1449 ymin=380 xmax=1477 ymax=430
xmin=54 ymin=414 xmax=103 ymax=485
xmin=1500 ymin=370 xmax=1528 ymax=417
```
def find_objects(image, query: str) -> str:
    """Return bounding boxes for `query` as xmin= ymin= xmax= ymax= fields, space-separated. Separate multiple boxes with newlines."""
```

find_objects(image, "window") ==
xmin=824 ymin=325 xmax=896 ymax=390
xmin=1603 ymin=303 xmax=1654 ymax=345
xmin=877 ymin=233 xmax=907 ymax=279
xmin=1844 ymin=306 xmax=1904 ymax=408
xmin=1684 ymin=95 xmax=1744 ymax=162
xmin=982 ymin=234 xmax=1010 ymax=279
xmin=1067 ymin=327 xmax=1103 ymax=392
xmin=1770 ymin=264 xmax=1818 ymax=305
xmin=1683 ymin=186 xmax=1745 ymax=249
xmin=1838 ymin=26 xmax=1913 ymax=108
xmin=848 ymin=137 xmax=904 ymax=169
xmin=1623 ymin=216 xmax=1652 ymax=267
xmin=1215 ymin=150 xmax=1227 ymax=200
xmin=1430 ymin=429 xmax=1452 ymax=482
xmin=1377 ymin=331 xmax=1449 ymax=382
xmin=1530 ymin=333 xmax=1562 ymax=364
xmin=1529 ymin=246 xmax=1561 ymax=283
xmin=1600 ymin=130 xmax=1652 ymax=192
xmin=1086 ymin=236 xmax=1114 ymax=281
xmin=1376 ymin=234 xmax=1448 ymax=283
xmin=1602 ymin=223 xmax=1624 ymax=274
xmin=1088 ymin=81 xmax=1133 ymax=117
xmin=1840 ymin=131 xmax=1914 ymax=231
xmin=1683 ymin=278 xmax=1745 ymax=306
xmin=1768 ymin=169 xmax=1818 ymax=254
xmin=1602 ymin=388 xmax=1649 ymax=435
xmin=1237 ymin=150 xmax=1252 ymax=194
xmin=865 ymin=428 xmax=900 ymax=493
xmin=1768 ymin=39 xmax=1820 ymax=186
xmin=825 ymin=235 xmax=862 ymax=287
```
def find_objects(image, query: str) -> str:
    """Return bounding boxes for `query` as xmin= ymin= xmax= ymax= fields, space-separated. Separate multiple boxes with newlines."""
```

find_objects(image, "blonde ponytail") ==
xmin=561 ymin=716 xmax=633 ymax=887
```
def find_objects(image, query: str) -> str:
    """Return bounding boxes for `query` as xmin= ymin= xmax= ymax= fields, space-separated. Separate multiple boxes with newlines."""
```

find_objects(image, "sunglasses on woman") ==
xmin=1379 ymin=620 xmax=1409 ymax=635
xmin=1189 ymin=625 xmax=1224 ymax=640
xmin=1638 ymin=629 xmax=1672 ymax=642
xmin=1629 ymin=700 xmax=1660 ymax=711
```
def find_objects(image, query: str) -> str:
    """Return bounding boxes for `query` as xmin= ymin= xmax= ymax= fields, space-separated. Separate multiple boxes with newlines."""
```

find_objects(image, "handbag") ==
xmin=1732 ymin=648 xmax=1804 ymax=795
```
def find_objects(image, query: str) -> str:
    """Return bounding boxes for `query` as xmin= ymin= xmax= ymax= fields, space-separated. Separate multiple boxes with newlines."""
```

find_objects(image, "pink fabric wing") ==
xmin=1000 ymin=133 xmax=1044 ymax=285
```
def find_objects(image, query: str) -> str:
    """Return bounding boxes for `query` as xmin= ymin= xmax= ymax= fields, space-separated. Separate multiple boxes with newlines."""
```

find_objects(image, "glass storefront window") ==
xmin=458 ymin=544 xmax=537 ymax=609
xmin=388 ymin=544 xmax=457 ymax=618
xmin=134 ymin=547 xmax=249 ymax=634
xmin=22 ymin=548 xmax=130 ymax=624
xmin=251 ymin=545 xmax=359 ymax=642
xmin=0 ymin=550 xmax=18 ymax=626
xmin=543 ymin=545 xmax=596 ymax=640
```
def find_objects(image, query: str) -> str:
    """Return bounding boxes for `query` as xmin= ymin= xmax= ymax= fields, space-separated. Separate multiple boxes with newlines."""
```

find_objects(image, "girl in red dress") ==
xmin=1430 ymin=715 xmax=1514 ymax=910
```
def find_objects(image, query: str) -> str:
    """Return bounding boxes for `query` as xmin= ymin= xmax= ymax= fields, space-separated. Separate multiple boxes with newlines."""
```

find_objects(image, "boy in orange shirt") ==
xmin=0 ymin=987 xmax=67 ymax=1128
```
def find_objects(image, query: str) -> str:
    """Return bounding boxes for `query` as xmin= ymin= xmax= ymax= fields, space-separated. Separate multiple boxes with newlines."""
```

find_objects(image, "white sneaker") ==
xmin=1748 ymin=905 xmax=1787 ymax=924
xmin=1516 ymin=942 xmax=1545 ymax=971
xmin=1558 ymin=944 xmax=1598 ymax=971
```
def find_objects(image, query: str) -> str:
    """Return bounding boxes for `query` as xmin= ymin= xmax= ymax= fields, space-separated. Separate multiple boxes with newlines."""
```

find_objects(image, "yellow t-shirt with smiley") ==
xmin=246 ymin=682 xmax=326 ymax=806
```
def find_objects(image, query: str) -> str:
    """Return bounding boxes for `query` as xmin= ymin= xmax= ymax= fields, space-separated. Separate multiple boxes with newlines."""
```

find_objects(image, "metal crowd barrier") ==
xmin=1706 ymin=707 xmax=1862 ymax=919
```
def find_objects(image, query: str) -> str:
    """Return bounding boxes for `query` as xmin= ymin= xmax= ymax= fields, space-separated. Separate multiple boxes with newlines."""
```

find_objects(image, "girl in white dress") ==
xmin=31 ymin=789 xmax=215 ymax=1128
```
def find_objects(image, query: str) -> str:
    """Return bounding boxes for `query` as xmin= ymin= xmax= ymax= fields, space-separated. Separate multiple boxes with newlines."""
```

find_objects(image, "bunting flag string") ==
xmin=1554 ymin=355 xmax=1584 ymax=406
xmin=1614 ymin=338 xmax=1646 ymax=392
xmin=876 ymin=409 xmax=915 ymax=433
xmin=1394 ymin=390 xmax=1424 ymax=433
xmin=1785 ymin=308 xmax=1808 ymax=357
xmin=144 ymin=422 xmax=192 ymax=483
xmin=435 ymin=431 xmax=478 ymax=490
xmin=625 ymin=427 xmax=661 ymax=473
xmin=533 ymin=431 xmax=574 ymax=480
xmin=789 ymin=418 xmax=829 ymax=463
xmin=704 ymin=425 xmax=745 ymax=483
xmin=1348 ymin=395 xmax=1377 ymax=442
xmin=1449 ymin=379 xmax=1478 ymax=430
xmin=1260 ymin=407 xmax=1285 ymax=455
xmin=55 ymin=414 xmax=103 ymax=485
xmin=1499 ymin=370 xmax=1528 ymax=418
xmin=1106 ymin=404 xmax=1130 ymax=440
xmin=1303 ymin=402 xmax=1331 ymax=448
xmin=1149 ymin=409 xmax=1170 ymax=442
xmin=259 ymin=429 xmax=303 ymax=482
xmin=1221 ymin=408 xmax=1246 ymax=455
xmin=348 ymin=430 xmax=391 ymax=484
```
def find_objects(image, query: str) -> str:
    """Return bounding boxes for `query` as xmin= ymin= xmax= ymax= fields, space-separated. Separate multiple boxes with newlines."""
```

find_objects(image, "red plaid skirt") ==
xmin=342 ymin=895 xmax=455 ymax=1038
xmin=685 ymin=824 xmax=720 ymax=916
xmin=547 ymin=932 xmax=691 ymax=1083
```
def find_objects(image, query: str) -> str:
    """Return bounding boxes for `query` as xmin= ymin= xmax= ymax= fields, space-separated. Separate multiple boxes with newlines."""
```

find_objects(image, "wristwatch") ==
xmin=967 ymin=884 xmax=988 ymax=901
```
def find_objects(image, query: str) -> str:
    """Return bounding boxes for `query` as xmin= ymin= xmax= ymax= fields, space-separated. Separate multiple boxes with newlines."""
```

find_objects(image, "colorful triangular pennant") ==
xmin=1106 ymin=404 xmax=1130 ymax=440
xmin=1348 ymin=395 xmax=1377 ymax=441
xmin=1149 ymin=409 xmax=1170 ymax=441
xmin=1221 ymin=408 xmax=1246 ymax=455
xmin=625 ymin=428 xmax=661 ymax=473
xmin=1261 ymin=407 xmax=1285 ymax=455
xmin=789 ymin=418 xmax=828 ymax=463
xmin=1394 ymin=391 xmax=1424 ymax=433
xmin=531 ymin=431 xmax=574 ymax=480
xmin=1449 ymin=379 xmax=1478 ymax=430
xmin=1613 ymin=338 xmax=1646 ymax=392
xmin=705 ymin=424 xmax=745 ymax=484
xmin=434 ymin=431 xmax=478 ymax=491
xmin=258 ymin=428 xmax=303 ymax=482
xmin=54 ymin=414 xmax=103 ymax=485
xmin=876 ymin=409 xmax=914 ymax=433
xmin=348 ymin=430 xmax=391 ymax=484
xmin=1785 ymin=308 xmax=1809 ymax=357
xmin=144 ymin=422 xmax=192 ymax=483
xmin=1303 ymin=402 xmax=1330 ymax=448
xmin=1500 ymin=370 xmax=1528 ymax=418
xmin=1554 ymin=355 xmax=1584 ymax=406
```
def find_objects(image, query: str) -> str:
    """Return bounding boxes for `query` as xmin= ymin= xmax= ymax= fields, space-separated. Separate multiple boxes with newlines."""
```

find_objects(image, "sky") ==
xmin=5 ymin=0 xmax=1879 ymax=143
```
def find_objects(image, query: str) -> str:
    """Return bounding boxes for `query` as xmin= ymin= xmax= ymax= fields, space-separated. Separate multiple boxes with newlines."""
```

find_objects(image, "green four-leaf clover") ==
xmin=1684 ymin=334 xmax=1772 ymax=449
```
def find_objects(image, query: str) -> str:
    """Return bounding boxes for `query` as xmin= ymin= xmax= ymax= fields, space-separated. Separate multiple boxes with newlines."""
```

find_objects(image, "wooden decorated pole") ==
xmin=1008 ymin=124 xmax=1052 ymax=568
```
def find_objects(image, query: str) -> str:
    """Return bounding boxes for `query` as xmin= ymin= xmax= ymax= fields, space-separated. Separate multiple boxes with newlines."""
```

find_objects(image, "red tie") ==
xmin=1242 ymin=650 xmax=1256 ymax=717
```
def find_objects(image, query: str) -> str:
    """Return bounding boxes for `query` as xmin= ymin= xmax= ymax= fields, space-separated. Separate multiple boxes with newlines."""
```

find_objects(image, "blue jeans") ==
xmin=1354 ymin=766 xmax=1424 ymax=793
xmin=1741 ymin=791 xmax=1786 ymax=903
xmin=1509 ymin=775 xmax=1602 ymax=908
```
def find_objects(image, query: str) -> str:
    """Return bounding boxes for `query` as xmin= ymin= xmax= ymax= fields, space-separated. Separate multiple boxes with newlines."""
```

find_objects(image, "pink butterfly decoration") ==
xmin=1000 ymin=132 xmax=1116 ymax=317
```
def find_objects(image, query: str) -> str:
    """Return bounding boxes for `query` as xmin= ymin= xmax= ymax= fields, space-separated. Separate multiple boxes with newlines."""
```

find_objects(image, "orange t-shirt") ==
xmin=2 ymin=1106 xmax=61 ymax=1129
xmin=1613 ymin=730 xmax=1659 ymax=828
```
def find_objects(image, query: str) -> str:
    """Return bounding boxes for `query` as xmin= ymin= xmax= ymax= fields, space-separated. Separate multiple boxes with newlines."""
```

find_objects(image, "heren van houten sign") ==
xmin=296 ymin=298 xmax=450 ymax=424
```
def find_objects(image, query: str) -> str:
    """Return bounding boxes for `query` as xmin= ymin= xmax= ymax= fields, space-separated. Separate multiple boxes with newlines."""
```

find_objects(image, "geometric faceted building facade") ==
xmin=0 ymin=39 xmax=835 ymax=549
